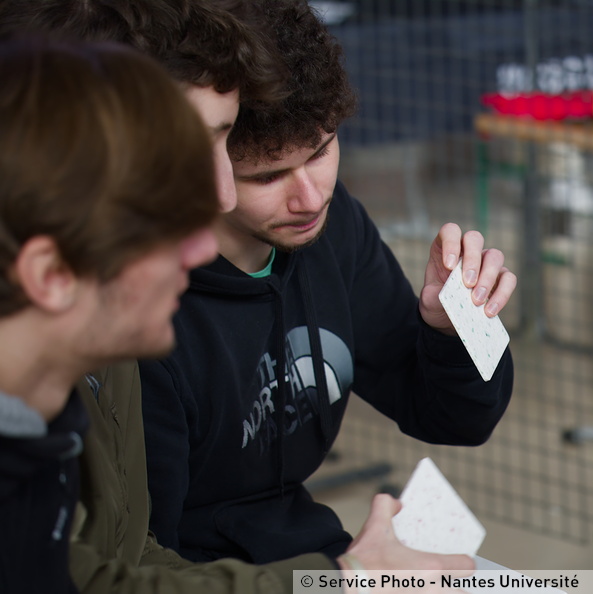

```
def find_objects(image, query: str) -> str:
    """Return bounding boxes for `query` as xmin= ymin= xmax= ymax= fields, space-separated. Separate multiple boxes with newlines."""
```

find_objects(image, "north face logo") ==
xmin=241 ymin=327 xmax=353 ymax=450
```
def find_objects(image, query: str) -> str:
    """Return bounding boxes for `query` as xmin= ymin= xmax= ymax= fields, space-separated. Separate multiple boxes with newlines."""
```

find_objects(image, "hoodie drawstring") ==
xmin=267 ymin=255 xmax=333 ymax=496
xmin=298 ymin=258 xmax=333 ymax=454
xmin=268 ymin=280 xmax=288 ymax=496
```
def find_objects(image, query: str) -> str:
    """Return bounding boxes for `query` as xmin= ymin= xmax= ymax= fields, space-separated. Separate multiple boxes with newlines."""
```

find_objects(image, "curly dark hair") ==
xmin=0 ymin=0 xmax=286 ymax=103
xmin=228 ymin=0 xmax=358 ymax=163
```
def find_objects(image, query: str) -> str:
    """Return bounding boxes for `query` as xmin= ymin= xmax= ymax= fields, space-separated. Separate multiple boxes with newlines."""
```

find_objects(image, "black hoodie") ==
xmin=140 ymin=181 xmax=513 ymax=564
xmin=0 ymin=391 xmax=88 ymax=594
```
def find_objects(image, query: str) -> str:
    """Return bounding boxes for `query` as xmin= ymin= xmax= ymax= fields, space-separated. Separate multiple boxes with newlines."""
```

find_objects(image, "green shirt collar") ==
xmin=248 ymin=248 xmax=276 ymax=278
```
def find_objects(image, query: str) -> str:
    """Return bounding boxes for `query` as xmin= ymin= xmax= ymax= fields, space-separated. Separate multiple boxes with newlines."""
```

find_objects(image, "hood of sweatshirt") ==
xmin=0 ymin=391 xmax=88 ymax=492
xmin=0 ymin=391 xmax=88 ymax=594
xmin=0 ymin=392 xmax=46 ymax=438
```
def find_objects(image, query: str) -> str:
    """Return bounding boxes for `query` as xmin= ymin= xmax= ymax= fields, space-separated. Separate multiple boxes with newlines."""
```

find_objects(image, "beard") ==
xmin=252 ymin=211 xmax=330 ymax=254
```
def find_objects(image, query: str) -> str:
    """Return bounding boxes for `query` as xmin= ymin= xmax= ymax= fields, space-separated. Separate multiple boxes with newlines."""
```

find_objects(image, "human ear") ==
xmin=13 ymin=236 xmax=78 ymax=313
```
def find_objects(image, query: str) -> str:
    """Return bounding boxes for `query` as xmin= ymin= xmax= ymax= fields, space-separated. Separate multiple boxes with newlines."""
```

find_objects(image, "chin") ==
xmin=137 ymin=329 xmax=176 ymax=360
xmin=262 ymin=216 xmax=329 ymax=253
xmin=281 ymin=230 xmax=325 ymax=253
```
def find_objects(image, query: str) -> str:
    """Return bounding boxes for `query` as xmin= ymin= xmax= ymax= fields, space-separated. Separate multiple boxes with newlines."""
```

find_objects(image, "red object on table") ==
xmin=481 ymin=91 xmax=593 ymax=120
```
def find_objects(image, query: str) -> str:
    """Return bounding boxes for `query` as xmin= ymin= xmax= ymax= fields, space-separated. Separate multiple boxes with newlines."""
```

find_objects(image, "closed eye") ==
xmin=309 ymin=145 xmax=330 ymax=162
xmin=251 ymin=170 xmax=286 ymax=185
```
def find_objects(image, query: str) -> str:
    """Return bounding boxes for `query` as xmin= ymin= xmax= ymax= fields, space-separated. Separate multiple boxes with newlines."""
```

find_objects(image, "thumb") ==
xmin=347 ymin=493 xmax=400 ymax=550
xmin=367 ymin=493 xmax=402 ymax=525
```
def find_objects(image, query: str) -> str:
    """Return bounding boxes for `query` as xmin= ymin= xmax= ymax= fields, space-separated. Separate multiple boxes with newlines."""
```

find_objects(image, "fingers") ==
xmin=436 ymin=225 xmax=488 ymax=286
xmin=346 ymin=494 xmax=477 ymax=594
xmin=437 ymin=223 xmax=463 ymax=271
xmin=347 ymin=494 xmax=401 ymax=550
xmin=479 ymin=264 xmax=517 ymax=317
xmin=367 ymin=493 xmax=402 ymax=525
xmin=468 ymin=247 xmax=504 ymax=308
xmin=436 ymin=224 xmax=518 ymax=318
xmin=459 ymin=231 xmax=485 ymax=287
xmin=468 ymin=248 xmax=518 ymax=316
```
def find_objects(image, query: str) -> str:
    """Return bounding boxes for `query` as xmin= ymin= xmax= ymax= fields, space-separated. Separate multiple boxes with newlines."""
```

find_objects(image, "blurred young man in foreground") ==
xmin=0 ymin=35 xmax=218 ymax=593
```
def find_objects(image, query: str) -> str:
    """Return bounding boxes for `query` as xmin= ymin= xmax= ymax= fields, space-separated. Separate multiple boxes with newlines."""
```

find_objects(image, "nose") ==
xmin=181 ymin=228 xmax=219 ymax=270
xmin=287 ymin=170 xmax=325 ymax=214
xmin=214 ymin=147 xmax=237 ymax=214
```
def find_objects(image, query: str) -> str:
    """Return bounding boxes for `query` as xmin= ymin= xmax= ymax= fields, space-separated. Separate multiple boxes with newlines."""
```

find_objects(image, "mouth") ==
xmin=275 ymin=205 xmax=328 ymax=232
xmin=286 ymin=215 xmax=321 ymax=231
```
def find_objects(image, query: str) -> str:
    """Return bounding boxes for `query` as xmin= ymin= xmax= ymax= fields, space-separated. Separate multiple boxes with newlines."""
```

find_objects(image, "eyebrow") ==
xmin=235 ymin=132 xmax=337 ymax=182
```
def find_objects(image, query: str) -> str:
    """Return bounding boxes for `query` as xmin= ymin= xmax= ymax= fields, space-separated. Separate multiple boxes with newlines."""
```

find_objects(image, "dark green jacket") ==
xmin=72 ymin=362 xmax=334 ymax=593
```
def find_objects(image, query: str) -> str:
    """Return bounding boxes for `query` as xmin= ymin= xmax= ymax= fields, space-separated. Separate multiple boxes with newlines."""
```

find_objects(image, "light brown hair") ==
xmin=0 ymin=36 xmax=218 ymax=315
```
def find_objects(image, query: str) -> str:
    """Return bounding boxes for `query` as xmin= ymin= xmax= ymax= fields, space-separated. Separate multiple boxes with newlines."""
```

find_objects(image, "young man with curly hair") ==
xmin=0 ymin=35 xmax=219 ymax=593
xmin=139 ymin=0 xmax=517 ymax=566
xmin=0 ymin=2 xmax=479 ymax=594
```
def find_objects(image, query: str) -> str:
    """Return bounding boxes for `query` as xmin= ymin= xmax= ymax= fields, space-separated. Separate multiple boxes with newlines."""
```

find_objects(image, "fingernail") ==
xmin=464 ymin=269 xmax=477 ymax=286
xmin=486 ymin=301 xmax=499 ymax=316
xmin=445 ymin=254 xmax=457 ymax=269
xmin=474 ymin=286 xmax=487 ymax=303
